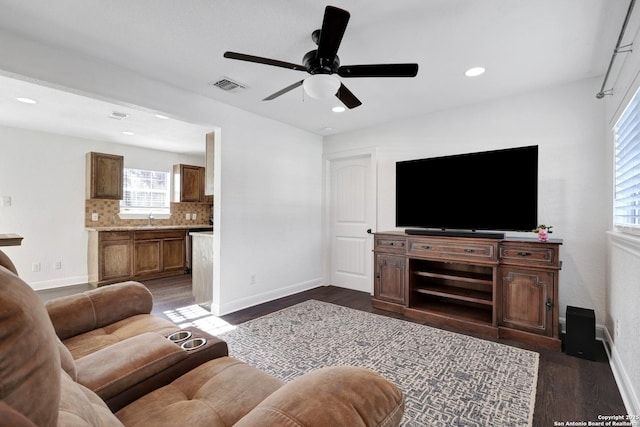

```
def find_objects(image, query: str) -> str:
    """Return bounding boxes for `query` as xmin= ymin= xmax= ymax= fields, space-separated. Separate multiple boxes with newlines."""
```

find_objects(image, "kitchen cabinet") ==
xmin=88 ymin=228 xmax=186 ymax=286
xmin=86 ymin=152 xmax=123 ymax=200
xmin=88 ymin=231 xmax=133 ymax=284
xmin=133 ymin=229 xmax=186 ymax=278
xmin=173 ymin=164 xmax=205 ymax=202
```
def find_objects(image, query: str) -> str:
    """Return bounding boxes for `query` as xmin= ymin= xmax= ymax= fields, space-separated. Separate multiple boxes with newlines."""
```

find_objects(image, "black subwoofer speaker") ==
xmin=565 ymin=306 xmax=596 ymax=360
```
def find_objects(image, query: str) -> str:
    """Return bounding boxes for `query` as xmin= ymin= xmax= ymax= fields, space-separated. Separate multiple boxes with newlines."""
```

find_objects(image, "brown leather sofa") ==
xmin=0 ymin=258 xmax=405 ymax=426
xmin=45 ymin=281 xmax=181 ymax=359
xmin=0 ymin=250 xmax=229 ymax=411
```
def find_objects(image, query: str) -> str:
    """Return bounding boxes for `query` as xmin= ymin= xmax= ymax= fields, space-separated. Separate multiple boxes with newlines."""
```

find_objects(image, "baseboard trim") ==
xmin=217 ymin=278 xmax=324 ymax=316
xmin=602 ymin=326 xmax=640 ymax=422
xmin=28 ymin=275 xmax=89 ymax=291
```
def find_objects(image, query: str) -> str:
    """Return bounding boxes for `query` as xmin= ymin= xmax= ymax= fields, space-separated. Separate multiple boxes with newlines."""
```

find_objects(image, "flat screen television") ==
xmin=395 ymin=145 xmax=538 ymax=238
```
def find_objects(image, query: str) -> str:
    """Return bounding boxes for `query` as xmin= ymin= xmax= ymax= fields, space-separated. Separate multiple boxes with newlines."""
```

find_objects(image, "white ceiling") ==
xmin=0 ymin=0 xmax=630 ymax=154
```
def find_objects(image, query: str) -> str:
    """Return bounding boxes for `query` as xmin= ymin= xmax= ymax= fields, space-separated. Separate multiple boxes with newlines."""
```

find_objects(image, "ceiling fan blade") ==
xmin=316 ymin=6 xmax=350 ymax=62
xmin=336 ymin=83 xmax=362 ymax=109
xmin=224 ymin=51 xmax=307 ymax=72
xmin=337 ymin=63 xmax=419 ymax=78
xmin=263 ymin=80 xmax=304 ymax=101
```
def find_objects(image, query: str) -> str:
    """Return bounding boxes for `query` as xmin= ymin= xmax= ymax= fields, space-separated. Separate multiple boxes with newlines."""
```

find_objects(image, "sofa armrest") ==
xmin=45 ymin=281 xmax=154 ymax=340
xmin=0 ymin=249 xmax=18 ymax=275
xmin=235 ymin=366 xmax=404 ymax=427
xmin=75 ymin=332 xmax=188 ymax=403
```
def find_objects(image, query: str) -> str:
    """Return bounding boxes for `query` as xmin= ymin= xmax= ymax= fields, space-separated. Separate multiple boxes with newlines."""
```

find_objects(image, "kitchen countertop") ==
xmin=0 ymin=233 xmax=23 ymax=247
xmin=190 ymin=230 xmax=214 ymax=237
xmin=86 ymin=225 xmax=213 ymax=231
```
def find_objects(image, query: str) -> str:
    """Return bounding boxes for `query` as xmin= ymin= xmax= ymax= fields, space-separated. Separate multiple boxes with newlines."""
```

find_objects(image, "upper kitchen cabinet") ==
xmin=86 ymin=152 xmax=124 ymax=200
xmin=173 ymin=164 xmax=205 ymax=202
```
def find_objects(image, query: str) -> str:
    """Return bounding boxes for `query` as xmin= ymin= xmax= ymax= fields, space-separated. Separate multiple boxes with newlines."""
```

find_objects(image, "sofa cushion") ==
xmin=58 ymin=371 xmax=124 ymax=427
xmin=0 ymin=266 xmax=61 ymax=427
xmin=58 ymin=336 xmax=78 ymax=381
xmin=61 ymin=314 xmax=179 ymax=359
xmin=0 ymin=402 xmax=38 ymax=427
xmin=235 ymin=366 xmax=405 ymax=427
xmin=115 ymin=357 xmax=284 ymax=427
xmin=46 ymin=281 xmax=170 ymax=341
xmin=0 ymin=249 xmax=18 ymax=275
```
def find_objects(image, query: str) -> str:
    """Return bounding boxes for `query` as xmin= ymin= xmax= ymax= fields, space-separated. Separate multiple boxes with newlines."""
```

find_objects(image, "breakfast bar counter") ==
xmin=190 ymin=231 xmax=214 ymax=307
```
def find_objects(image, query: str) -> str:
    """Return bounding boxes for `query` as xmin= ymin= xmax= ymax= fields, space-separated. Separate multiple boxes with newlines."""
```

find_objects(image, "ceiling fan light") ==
xmin=303 ymin=74 xmax=340 ymax=99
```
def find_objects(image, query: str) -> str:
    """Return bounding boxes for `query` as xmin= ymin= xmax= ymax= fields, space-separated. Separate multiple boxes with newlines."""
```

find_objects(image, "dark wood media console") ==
xmin=372 ymin=231 xmax=562 ymax=350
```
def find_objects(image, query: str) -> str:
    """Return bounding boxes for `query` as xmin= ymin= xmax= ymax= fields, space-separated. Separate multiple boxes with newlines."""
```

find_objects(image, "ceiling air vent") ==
xmin=109 ymin=111 xmax=130 ymax=120
xmin=211 ymin=77 xmax=246 ymax=92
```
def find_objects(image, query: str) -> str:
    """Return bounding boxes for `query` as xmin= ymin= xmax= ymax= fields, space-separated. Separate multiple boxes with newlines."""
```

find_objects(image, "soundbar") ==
xmin=404 ymin=229 xmax=505 ymax=239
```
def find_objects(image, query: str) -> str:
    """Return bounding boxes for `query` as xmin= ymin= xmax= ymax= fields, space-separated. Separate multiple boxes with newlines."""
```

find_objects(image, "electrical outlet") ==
xmin=249 ymin=273 xmax=257 ymax=285
xmin=1 ymin=196 xmax=11 ymax=207
xmin=31 ymin=262 xmax=41 ymax=273
xmin=54 ymin=261 xmax=62 ymax=270
xmin=185 ymin=213 xmax=191 ymax=220
xmin=91 ymin=212 xmax=99 ymax=221
xmin=192 ymin=213 xmax=197 ymax=220
xmin=615 ymin=319 xmax=621 ymax=338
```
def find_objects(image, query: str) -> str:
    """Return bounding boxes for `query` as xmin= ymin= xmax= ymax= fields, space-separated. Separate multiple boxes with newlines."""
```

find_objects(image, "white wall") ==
xmin=216 ymin=121 xmax=324 ymax=314
xmin=0 ymin=29 xmax=324 ymax=313
xmin=0 ymin=125 xmax=203 ymax=289
xmin=325 ymin=77 xmax=609 ymax=329
xmin=602 ymin=6 xmax=640 ymax=417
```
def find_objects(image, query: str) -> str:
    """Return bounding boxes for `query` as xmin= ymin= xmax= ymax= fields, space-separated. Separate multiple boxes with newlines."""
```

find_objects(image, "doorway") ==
xmin=325 ymin=150 xmax=376 ymax=293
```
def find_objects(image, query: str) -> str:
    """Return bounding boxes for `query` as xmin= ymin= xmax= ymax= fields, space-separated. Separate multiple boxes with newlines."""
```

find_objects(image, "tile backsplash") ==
xmin=85 ymin=198 xmax=213 ymax=227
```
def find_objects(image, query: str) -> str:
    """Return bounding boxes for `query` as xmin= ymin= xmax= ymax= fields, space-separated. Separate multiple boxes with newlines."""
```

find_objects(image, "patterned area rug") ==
xmin=218 ymin=300 xmax=539 ymax=426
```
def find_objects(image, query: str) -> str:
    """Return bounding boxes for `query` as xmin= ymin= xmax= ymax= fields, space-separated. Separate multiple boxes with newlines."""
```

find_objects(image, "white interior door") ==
xmin=329 ymin=155 xmax=374 ymax=293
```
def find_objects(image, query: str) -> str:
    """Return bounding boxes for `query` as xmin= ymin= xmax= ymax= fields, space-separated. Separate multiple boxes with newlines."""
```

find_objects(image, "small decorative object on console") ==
xmin=533 ymin=224 xmax=553 ymax=242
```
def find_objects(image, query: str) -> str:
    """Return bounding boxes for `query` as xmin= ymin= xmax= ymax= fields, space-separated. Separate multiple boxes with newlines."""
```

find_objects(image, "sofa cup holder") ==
xmin=181 ymin=337 xmax=207 ymax=351
xmin=167 ymin=330 xmax=192 ymax=343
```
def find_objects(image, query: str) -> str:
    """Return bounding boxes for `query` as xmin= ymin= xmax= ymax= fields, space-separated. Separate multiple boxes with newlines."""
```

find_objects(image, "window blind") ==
xmin=614 ymin=90 xmax=640 ymax=228
xmin=120 ymin=168 xmax=170 ymax=212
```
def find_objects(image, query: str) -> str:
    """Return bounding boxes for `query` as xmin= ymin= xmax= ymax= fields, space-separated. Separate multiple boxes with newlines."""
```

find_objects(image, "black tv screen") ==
xmin=395 ymin=145 xmax=538 ymax=233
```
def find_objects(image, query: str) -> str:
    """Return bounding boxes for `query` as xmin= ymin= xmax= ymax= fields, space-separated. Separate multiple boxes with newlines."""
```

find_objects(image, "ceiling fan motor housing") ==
xmin=303 ymin=50 xmax=340 ymax=75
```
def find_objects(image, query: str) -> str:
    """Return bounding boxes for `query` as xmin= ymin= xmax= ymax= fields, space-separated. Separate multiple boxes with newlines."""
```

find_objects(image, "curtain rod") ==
xmin=597 ymin=0 xmax=636 ymax=98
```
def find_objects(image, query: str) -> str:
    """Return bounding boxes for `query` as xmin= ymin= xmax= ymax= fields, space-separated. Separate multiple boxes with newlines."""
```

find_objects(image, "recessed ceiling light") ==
xmin=16 ymin=97 xmax=37 ymax=104
xmin=464 ymin=67 xmax=485 ymax=77
xmin=121 ymin=131 xmax=135 ymax=136
xmin=155 ymin=114 xmax=169 ymax=120
xmin=332 ymin=106 xmax=346 ymax=113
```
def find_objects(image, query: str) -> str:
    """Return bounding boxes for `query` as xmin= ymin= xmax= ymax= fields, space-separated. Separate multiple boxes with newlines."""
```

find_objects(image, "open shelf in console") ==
xmin=409 ymin=259 xmax=494 ymax=325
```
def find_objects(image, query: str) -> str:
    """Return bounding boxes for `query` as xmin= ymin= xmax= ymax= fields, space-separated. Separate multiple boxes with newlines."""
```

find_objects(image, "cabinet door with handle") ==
xmin=374 ymin=254 xmax=406 ymax=305
xmin=500 ymin=266 xmax=556 ymax=336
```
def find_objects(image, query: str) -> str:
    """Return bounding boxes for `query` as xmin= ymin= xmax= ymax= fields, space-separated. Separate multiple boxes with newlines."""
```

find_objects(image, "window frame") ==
xmin=119 ymin=167 xmax=171 ymax=217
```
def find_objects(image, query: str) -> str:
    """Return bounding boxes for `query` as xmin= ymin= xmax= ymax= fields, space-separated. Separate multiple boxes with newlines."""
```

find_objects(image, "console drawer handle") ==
xmin=464 ymin=248 xmax=475 ymax=253
xmin=421 ymin=245 xmax=431 ymax=250
xmin=517 ymin=251 xmax=532 ymax=256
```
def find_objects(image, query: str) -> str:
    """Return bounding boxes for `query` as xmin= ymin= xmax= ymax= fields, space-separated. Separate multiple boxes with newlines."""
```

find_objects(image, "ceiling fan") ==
xmin=223 ymin=5 xmax=419 ymax=109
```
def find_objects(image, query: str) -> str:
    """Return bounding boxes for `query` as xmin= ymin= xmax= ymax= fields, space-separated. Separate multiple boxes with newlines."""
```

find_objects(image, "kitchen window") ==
xmin=614 ymin=87 xmax=640 ymax=234
xmin=120 ymin=168 xmax=171 ymax=216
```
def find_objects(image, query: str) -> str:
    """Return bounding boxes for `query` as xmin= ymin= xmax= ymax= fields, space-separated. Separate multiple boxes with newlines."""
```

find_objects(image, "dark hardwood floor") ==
xmin=39 ymin=275 xmax=628 ymax=426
